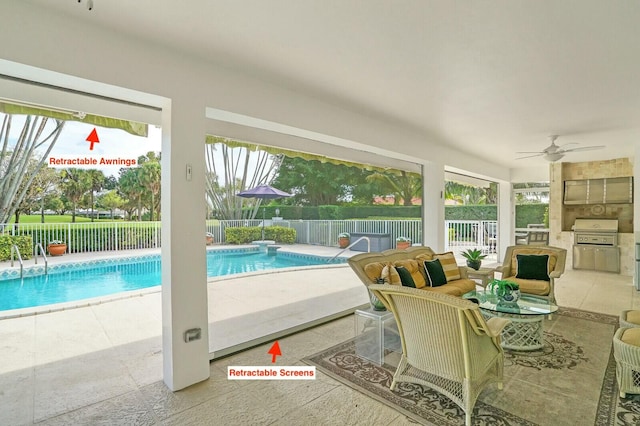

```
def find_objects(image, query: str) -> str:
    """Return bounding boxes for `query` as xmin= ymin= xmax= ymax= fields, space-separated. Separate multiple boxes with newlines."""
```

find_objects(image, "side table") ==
xmin=466 ymin=267 xmax=495 ymax=288
xmin=354 ymin=308 xmax=401 ymax=365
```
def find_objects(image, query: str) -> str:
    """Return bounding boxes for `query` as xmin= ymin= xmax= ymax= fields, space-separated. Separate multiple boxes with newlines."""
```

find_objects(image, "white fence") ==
xmin=2 ymin=219 xmax=497 ymax=258
xmin=1 ymin=222 xmax=161 ymax=254
xmin=444 ymin=220 xmax=498 ymax=261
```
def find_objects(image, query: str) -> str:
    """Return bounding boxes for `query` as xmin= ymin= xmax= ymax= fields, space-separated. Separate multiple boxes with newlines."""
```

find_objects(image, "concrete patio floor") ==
xmin=1 ymin=245 xmax=639 ymax=424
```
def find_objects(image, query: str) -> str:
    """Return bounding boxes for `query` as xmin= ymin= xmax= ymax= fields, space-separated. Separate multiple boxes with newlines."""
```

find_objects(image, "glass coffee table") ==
xmin=463 ymin=290 xmax=558 ymax=351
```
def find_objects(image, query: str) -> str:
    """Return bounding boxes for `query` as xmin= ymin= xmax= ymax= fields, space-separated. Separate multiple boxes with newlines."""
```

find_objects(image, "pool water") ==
xmin=0 ymin=250 xmax=344 ymax=311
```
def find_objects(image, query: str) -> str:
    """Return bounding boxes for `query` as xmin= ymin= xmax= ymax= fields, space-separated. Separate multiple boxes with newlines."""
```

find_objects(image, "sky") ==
xmin=47 ymin=120 xmax=162 ymax=177
xmin=2 ymin=112 xmax=162 ymax=178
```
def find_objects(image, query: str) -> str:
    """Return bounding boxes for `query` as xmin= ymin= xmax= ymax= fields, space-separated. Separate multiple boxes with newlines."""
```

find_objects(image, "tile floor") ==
xmin=0 ymin=253 xmax=639 ymax=425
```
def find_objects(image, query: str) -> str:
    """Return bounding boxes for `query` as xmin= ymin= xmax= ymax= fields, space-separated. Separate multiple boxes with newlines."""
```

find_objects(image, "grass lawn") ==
xmin=11 ymin=215 xmax=127 ymax=224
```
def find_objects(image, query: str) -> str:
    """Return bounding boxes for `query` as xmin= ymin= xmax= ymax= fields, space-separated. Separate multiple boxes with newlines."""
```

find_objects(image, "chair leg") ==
xmin=465 ymin=411 xmax=471 ymax=426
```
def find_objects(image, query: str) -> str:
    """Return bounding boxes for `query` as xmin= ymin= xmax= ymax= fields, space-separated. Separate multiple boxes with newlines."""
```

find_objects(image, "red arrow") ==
xmin=86 ymin=128 xmax=100 ymax=150
xmin=267 ymin=341 xmax=282 ymax=363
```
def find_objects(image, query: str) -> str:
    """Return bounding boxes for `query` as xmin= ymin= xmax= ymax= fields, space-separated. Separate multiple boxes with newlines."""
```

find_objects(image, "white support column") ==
xmin=497 ymin=178 xmax=512 ymax=262
xmin=422 ymin=162 xmax=445 ymax=250
xmin=161 ymin=96 xmax=210 ymax=391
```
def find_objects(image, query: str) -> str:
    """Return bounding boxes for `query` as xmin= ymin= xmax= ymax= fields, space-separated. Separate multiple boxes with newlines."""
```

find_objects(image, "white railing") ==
xmin=1 ymin=222 xmax=161 ymax=254
xmin=206 ymin=219 xmax=423 ymax=247
xmin=1 ymin=219 xmax=497 ymax=260
xmin=444 ymin=220 xmax=498 ymax=261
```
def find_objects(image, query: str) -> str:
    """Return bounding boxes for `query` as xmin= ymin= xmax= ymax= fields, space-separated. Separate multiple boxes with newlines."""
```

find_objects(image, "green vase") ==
xmin=369 ymin=291 xmax=387 ymax=311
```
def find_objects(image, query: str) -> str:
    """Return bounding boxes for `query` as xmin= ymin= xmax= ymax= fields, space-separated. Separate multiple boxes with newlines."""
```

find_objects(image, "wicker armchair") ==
xmin=613 ymin=327 xmax=640 ymax=397
xmin=496 ymin=245 xmax=567 ymax=304
xmin=620 ymin=310 xmax=640 ymax=328
xmin=368 ymin=284 xmax=510 ymax=426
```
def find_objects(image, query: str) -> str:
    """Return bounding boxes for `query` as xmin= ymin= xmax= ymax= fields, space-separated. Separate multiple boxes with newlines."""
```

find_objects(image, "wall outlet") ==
xmin=184 ymin=328 xmax=201 ymax=343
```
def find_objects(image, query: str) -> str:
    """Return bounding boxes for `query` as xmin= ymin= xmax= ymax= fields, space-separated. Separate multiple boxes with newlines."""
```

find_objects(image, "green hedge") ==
xmin=444 ymin=205 xmax=497 ymax=220
xmin=515 ymin=204 xmax=548 ymax=228
xmin=251 ymin=204 xmax=503 ymax=220
xmin=0 ymin=235 xmax=34 ymax=261
xmin=225 ymin=226 xmax=296 ymax=244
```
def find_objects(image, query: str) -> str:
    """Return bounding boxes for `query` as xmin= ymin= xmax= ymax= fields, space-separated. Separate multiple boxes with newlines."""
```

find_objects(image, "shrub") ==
xmin=225 ymin=226 xmax=296 ymax=244
xmin=0 ymin=235 xmax=34 ymax=261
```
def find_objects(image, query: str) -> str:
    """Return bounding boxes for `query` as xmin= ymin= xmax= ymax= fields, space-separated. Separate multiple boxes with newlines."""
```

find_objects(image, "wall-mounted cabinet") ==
xmin=564 ymin=177 xmax=633 ymax=205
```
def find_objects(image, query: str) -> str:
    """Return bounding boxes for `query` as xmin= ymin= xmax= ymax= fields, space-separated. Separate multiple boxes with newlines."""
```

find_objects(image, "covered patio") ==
xmin=2 ymin=1 xmax=640 ymax=423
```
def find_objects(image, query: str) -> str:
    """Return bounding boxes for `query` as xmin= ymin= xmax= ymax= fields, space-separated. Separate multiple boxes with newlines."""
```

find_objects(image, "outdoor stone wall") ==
xmin=549 ymin=158 xmax=634 ymax=276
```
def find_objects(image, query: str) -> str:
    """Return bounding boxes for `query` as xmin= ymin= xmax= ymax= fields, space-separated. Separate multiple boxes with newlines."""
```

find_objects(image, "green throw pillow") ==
xmin=516 ymin=254 xmax=550 ymax=281
xmin=395 ymin=265 xmax=416 ymax=288
xmin=423 ymin=259 xmax=447 ymax=287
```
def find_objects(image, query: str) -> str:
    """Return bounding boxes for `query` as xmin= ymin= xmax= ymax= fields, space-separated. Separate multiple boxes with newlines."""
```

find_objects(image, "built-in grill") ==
xmin=572 ymin=218 xmax=620 ymax=273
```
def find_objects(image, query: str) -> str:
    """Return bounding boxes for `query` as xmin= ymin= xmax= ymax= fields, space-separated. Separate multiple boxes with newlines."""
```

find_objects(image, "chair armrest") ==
xmin=549 ymin=271 xmax=562 ymax=279
xmin=485 ymin=317 xmax=511 ymax=337
xmin=458 ymin=267 xmax=469 ymax=279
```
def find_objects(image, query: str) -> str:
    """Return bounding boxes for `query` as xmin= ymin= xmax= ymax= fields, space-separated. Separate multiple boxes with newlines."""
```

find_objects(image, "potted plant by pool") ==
xmin=205 ymin=232 xmax=214 ymax=245
xmin=396 ymin=236 xmax=411 ymax=250
xmin=487 ymin=278 xmax=520 ymax=303
xmin=461 ymin=248 xmax=487 ymax=270
xmin=338 ymin=232 xmax=350 ymax=249
xmin=47 ymin=240 xmax=67 ymax=256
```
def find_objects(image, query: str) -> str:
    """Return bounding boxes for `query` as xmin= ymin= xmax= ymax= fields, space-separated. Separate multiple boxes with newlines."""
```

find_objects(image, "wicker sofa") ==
xmin=348 ymin=246 xmax=477 ymax=296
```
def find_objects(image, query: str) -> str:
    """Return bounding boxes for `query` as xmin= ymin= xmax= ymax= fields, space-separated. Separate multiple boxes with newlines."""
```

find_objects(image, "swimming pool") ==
xmin=0 ymin=249 xmax=346 ymax=311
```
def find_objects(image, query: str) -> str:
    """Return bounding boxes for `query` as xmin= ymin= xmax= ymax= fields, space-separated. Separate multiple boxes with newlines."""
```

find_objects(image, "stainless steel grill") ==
xmin=572 ymin=219 xmax=619 ymax=273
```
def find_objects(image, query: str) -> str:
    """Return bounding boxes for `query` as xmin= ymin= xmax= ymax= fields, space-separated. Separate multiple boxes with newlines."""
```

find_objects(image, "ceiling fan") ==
xmin=516 ymin=135 xmax=605 ymax=162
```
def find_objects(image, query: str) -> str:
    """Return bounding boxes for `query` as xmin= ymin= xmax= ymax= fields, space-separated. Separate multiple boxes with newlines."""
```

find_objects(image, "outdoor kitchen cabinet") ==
xmin=564 ymin=177 xmax=632 ymax=204
xmin=573 ymin=245 xmax=620 ymax=273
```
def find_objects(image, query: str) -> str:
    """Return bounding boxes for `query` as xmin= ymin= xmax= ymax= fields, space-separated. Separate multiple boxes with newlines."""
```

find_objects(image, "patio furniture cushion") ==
xmin=434 ymin=251 xmax=461 ymax=281
xmin=363 ymin=262 xmax=385 ymax=282
xmin=424 ymin=259 xmax=447 ymax=287
xmin=394 ymin=259 xmax=427 ymax=289
xmin=381 ymin=264 xmax=402 ymax=285
xmin=515 ymin=254 xmax=550 ymax=281
xmin=500 ymin=277 xmax=550 ymax=296
xmin=395 ymin=266 xmax=417 ymax=288
xmin=620 ymin=327 xmax=640 ymax=346
xmin=509 ymin=248 xmax=557 ymax=276
xmin=621 ymin=310 xmax=640 ymax=328
xmin=348 ymin=246 xmax=476 ymax=298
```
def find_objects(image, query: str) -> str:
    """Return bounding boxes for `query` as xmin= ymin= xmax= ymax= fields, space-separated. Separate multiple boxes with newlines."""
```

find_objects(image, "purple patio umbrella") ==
xmin=237 ymin=184 xmax=292 ymax=240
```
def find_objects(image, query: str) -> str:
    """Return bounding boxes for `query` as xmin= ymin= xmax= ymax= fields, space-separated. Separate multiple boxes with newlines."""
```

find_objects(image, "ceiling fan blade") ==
xmin=516 ymin=153 xmax=544 ymax=160
xmin=515 ymin=151 xmax=544 ymax=154
xmin=563 ymin=145 xmax=605 ymax=153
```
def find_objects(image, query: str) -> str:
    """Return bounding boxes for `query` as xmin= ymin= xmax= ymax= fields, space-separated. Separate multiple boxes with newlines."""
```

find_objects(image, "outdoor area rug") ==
xmin=303 ymin=307 xmax=640 ymax=425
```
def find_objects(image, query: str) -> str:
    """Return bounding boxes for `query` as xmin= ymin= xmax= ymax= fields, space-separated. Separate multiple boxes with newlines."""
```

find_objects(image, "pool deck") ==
xmin=0 ymin=243 xmax=375 ymax=424
xmin=0 ymin=243 xmax=369 ymax=351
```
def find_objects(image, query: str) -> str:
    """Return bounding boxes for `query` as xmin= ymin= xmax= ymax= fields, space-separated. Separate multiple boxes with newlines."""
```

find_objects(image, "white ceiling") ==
xmin=26 ymin=0 xmax=640 ymax=168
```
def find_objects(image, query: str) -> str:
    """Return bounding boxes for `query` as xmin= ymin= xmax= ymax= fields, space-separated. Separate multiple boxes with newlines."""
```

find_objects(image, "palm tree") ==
xmin=59 ymin=168 xmax=91 ymax=222
xmin=366 ymin=171 xmax=422 ymax=206
xmin=87 ymin=169 xmax=105 ymax=222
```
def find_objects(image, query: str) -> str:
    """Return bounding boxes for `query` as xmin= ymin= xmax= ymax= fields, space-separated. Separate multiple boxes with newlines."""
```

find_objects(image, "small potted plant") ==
xmin=461 ymin=248 xmax=487 ymax=270
xmin=396 ymin=236 xmax=411 ymax=250
xmin=205 ymin=232 xmax=215 ymax=245
xmin=47 ymin=240 xmax=67 ymax=256
xmin=338 ymin=232 xmax=350 ymax=248
xmin=487 ymin=279 xmax=520 ymax=303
